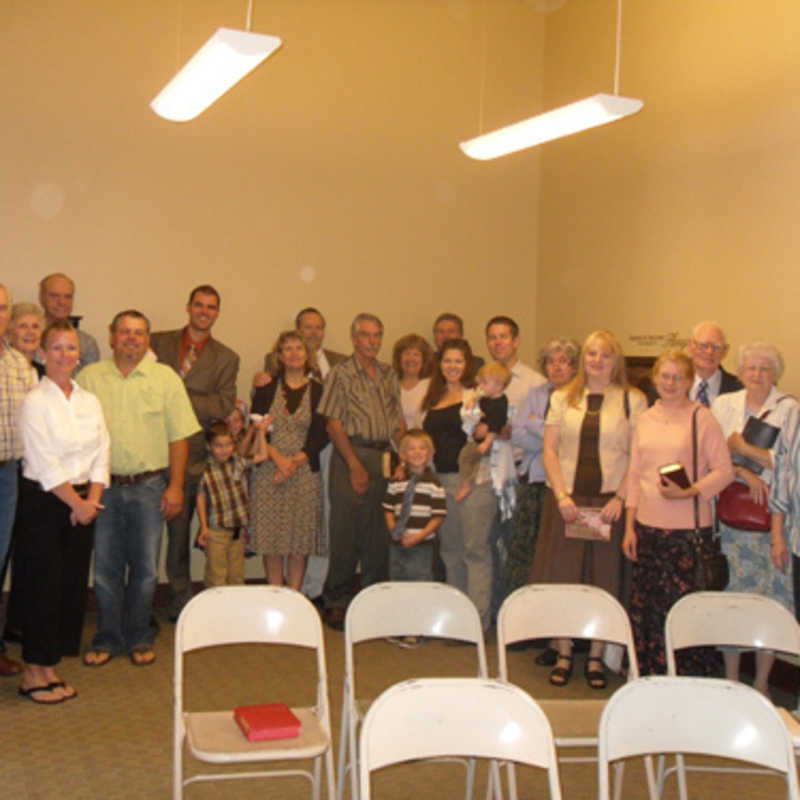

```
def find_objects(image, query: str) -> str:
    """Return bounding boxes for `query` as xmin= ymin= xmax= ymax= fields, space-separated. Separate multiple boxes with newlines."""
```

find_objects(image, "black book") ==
xmin=659 ymin=462 xmax=690 ymax=489
xmin=735 ymin=416 xmax=781 ymax=476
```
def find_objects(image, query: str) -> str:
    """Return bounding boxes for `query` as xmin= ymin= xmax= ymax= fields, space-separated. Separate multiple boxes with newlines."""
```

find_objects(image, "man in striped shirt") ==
xmin=317 ymin=313 xmax=404 ymax=629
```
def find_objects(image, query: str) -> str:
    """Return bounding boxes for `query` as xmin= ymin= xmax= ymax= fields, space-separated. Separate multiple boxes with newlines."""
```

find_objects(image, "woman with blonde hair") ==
xmin=531 ymin=329 xmax=646 ymax=688
xmin=624 ymin=349 xmax=733 ymax=675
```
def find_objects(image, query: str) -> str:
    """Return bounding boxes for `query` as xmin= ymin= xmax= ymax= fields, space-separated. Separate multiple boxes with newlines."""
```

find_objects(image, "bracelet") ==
xmin=556 ymin=492 xmax=570 ymax=503
xmin=614 ymin=494 xmax=624 ymax=503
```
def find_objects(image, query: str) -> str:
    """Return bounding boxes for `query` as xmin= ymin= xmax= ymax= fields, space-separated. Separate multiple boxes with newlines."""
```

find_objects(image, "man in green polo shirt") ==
xmin=77 ymin=310 xmax=200 ymax=666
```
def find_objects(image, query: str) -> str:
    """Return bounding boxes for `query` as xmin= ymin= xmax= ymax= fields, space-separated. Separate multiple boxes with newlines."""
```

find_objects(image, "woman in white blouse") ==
xmin=711 ymin=342 xmax=798 ymax=695
xmin=17 ymin=321 xmax=109 ymax=704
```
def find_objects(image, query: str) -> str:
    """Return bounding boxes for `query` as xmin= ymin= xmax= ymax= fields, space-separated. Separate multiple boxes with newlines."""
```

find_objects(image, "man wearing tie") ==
xmin=686 ymin=321 xmax=742 ymax=406
xmin=150 ymin=285 xmax=239 ymax=621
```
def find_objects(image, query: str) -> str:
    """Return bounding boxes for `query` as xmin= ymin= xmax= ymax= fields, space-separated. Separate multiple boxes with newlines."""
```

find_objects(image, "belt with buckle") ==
xmin=111 ymin=469 xmax=162 ymax=486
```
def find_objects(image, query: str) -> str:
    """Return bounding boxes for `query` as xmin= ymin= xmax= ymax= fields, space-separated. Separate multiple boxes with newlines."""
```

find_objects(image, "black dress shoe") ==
xmin=324 ymin=606 xmax=345 ymax=631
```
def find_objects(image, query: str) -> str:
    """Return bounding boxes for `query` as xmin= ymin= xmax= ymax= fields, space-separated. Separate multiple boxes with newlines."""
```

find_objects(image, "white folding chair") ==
xmin=173 ymin=586 xmax=335 ymax=800
xmin=359 ymin=678 xmax=562 ymax=800
xmin=338 ymin=581 xmax=488 ymax=800
xmin=496 ymin=584 xmax=641 ymax=800
xmin=598 ymin=676 xmax=800 ymax=800
xmin=663 ymin=590 xmax=800 ymax=797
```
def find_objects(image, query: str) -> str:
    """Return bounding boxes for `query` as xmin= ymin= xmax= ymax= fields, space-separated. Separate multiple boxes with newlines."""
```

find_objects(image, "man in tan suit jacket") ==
xmin=150 ymin=285 xmax=239 ymax=620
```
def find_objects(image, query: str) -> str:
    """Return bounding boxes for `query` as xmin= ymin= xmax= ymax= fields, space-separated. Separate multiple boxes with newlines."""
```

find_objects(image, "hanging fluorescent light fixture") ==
xmin=459 ymin=0 xmax=642 ymax=159
xmin=460 ymin=93 xmax=642 ymax=160
xmin=150 ymin=1 xmax=281 ymax=122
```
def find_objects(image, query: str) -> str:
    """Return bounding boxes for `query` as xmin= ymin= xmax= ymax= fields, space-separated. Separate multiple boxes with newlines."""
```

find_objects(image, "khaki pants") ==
xmin=204 ymin=527 xmax=245 ymax=587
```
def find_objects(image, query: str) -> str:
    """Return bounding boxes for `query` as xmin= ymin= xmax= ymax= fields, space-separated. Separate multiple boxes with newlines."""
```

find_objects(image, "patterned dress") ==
xmin=249 ymin=380 xmax=325 ymax=557
xmin=712 ymin=389 xmax=799 ymax=614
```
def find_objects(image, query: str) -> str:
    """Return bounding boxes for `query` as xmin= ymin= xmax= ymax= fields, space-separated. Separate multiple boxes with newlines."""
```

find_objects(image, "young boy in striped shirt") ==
xmin=382 ymin=429 xmax=447 ymax=584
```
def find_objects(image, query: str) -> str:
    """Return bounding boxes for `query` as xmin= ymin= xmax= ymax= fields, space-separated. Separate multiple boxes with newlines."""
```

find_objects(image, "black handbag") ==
xmin=689 ymin=407 xmax=729 ymax=591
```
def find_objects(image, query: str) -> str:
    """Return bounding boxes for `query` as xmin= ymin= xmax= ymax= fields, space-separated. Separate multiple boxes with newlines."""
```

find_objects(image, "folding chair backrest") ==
xmin=359 ymin=678 xmax=562 ymax=799
xmin=598 ymin=677 xmax=799 ymax=797
xmin=497 ymin=584 xmax=639 ymax=679
xmin=664 ymin=591 xmax=800 ymax=675
xmin=345 ymin=582 xmax=488 ymax=679
xmin=177 ymin=585 xmax=322 ymax=653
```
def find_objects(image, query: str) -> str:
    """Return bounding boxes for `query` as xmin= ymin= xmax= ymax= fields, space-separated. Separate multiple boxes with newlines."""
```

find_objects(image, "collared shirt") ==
xmin=506 ymin=360 xmax=546 ymax=410
xmin=77 ymin=357 xmax=200 ymax=475
xmin=505 ymin=360 xmax=546 ymax=469
xmin=0 ymin=344 xmax=38 ymax=460
xmin=318 ymin=355 xmax=402 ymax=442
xmin=199 ymin=454 xmax=249 ymax=529
xmin=690 ymin=369 xmax=722 ymax=405
xmin=316 ymin=349 xmax=331 ymax=379
xmin=20 ymin=376 xmax=110 ymax=490
xmin=178 ymin=326 xmax=210 ymax=367
xmin=511 ymin=381 xmax=554 ymax=482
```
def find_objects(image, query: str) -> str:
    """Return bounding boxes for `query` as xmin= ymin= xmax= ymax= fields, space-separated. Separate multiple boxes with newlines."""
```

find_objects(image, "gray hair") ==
xmin=691 ymin=320 xmax=727 ymax=344
xmin=538 ymin=337 xmax=581 ymax=374
xmin=738 ymin=342 xmax=784 ymax=380
xmin=10 ymin=302 xmax=45 ymax=330
xmin=350 ymin=312 xmax=383 ymax=337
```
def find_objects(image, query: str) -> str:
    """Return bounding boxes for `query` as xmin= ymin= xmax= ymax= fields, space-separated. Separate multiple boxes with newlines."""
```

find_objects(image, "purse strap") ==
xmin=757 ymin=394 xmax=793 ymax=421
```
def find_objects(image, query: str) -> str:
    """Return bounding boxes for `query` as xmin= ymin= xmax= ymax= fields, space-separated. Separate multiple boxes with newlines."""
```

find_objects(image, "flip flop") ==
xmin=83 ymin=650 xmax=112 ymax=667
xmin=19 ymin=684 xmax=65 ymax=705
xmin=48 ymin=681 xmax=78 ymax=701
xmin=129 ymin=646 xmax=156 ymax=667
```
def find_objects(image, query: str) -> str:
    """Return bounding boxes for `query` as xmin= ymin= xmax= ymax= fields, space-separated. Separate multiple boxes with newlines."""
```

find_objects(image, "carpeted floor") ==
xmin=1 ymin=605 xmax=794 ymax=799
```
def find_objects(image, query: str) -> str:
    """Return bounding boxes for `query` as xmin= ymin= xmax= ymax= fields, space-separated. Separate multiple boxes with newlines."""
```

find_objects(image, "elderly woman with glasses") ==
xmin=711 ymin=342 xmax=798 ymax=695
xmin=508 ymin=338 xmax=580 ymax=597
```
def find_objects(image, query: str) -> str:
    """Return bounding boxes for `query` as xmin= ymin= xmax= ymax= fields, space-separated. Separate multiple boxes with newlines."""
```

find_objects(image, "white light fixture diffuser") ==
xmin=459 ymin=93 xmax=643 ymax=160
xmin=150 ymin=28 xmax=282 ymax=122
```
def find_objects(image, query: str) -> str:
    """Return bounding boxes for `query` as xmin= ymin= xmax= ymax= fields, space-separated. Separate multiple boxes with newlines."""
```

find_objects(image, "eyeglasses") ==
xmin=692 ymin=340 xmax=725 ymax=354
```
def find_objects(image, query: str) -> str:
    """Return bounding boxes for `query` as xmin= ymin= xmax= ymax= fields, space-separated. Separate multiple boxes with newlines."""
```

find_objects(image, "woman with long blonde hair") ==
xmin=531 ymin=330 xmax=646 ymax=689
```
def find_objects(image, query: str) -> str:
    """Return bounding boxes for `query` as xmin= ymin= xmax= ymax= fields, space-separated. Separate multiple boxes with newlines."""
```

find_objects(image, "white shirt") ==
xmin=20 ymin=376 xmax=110 ymax=491
xmin=506 ymin=360 xmax=546 ymax=409
xmin=690 ymin=369 xmax=722 ymax=404
xmin=317 ymin=349 xmax=331 ymax=379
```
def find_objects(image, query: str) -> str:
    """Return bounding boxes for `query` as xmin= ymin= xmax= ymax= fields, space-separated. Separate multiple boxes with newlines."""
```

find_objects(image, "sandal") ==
xmin=585 ymin=656 xmax=607 ymax=690
xmin=549 ymin=655 xmax=574 ymax=687
xmin=129 ymin=646 xmax=156 ymax=667
xmin=19 ymin=684 xmax=64 ymax=705
xmin=83 ymin=649 xmax=112 ymax=667
xmin=48 ymin=681 xmax=78 ymax=701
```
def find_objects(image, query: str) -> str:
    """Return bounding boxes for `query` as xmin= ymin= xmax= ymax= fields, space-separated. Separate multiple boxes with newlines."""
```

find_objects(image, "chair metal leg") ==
xmin=348 ymin=705 xmax=360 ymax=800
xmin=337 ymin=703 xmax=350 ymax=800
xmin=675 ymin=754 xmax=689 ymax=800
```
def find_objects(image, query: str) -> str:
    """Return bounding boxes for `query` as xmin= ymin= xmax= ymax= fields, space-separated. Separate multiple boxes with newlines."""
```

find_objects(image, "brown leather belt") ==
xmin=111 ymin=469 xmax=162 ymax=486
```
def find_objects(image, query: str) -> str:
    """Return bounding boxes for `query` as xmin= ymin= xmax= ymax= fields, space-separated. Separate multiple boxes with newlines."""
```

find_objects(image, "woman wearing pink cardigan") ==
xmin=623 ymin=349 xmax=734 ymax=675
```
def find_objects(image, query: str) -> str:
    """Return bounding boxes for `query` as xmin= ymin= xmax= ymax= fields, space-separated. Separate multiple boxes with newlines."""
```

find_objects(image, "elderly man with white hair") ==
xmin=686 ymin=321 xmax=742 ymax=406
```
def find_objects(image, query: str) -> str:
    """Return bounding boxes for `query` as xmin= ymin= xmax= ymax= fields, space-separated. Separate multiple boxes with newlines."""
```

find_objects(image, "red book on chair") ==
xmin=234 ymin=702 xmax=302 ymax=742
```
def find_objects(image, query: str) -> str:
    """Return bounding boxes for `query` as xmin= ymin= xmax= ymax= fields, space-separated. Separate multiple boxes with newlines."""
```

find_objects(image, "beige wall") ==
xmin=536 ymin=0 xmax=800 ymax=392
xmin=2 ymin=0 xmax=546 ymax=391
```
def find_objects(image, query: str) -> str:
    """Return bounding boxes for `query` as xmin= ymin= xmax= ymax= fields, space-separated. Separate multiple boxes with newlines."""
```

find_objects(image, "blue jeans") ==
xmin=92 ymin=474 xmax=166 ymax=655
xmin=389 ymin=540 xmax=435 ymax=582
xmin=0 ymin=459 xmax=18 ymax=576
